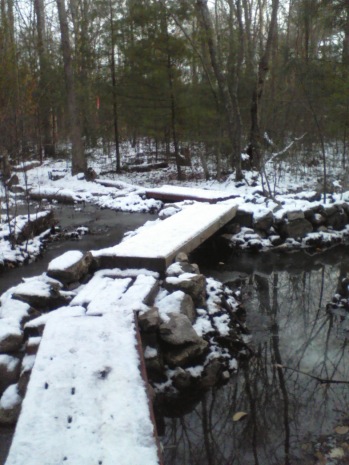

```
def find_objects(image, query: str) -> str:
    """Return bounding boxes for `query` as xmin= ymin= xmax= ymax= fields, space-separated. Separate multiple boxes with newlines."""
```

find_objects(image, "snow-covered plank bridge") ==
xmin=145 ymin=184 xmax=239 ymax=203
xmin=6 ymin=291 xmax=162 ymax=465
xmin=93 ymin=202 xmax=237 ymax=273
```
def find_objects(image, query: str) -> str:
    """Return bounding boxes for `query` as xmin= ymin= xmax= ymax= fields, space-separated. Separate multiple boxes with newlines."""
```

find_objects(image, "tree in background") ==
xmin=56 ymin=0 xmax=86 ymax=175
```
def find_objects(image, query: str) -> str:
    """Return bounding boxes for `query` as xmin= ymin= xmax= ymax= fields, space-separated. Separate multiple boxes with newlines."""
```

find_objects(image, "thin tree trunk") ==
xmin=34 ymin=0 xmax=55 ymax=158
xmin=196 ymin=0 xmax=243 ymax=180
xmin=56 ymin=0 xmax=86 ymax=175
xmin=109 ymin=0 xmax=121 ymax=173
xmin=249 ymin=0 xmax=279 ymax=170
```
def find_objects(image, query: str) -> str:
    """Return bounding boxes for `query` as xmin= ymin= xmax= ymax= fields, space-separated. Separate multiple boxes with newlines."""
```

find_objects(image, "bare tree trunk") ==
xmin=109 ymin=0 xmax=121 ymax=173
xmin=34 ymin=0 xmax=55 ymax=158
xmin=343 ymin=3 xmax=349 ymax=66
xmin=56 ymin=0 xmax=86 ymax=175
xmin=196 ymin=0 xmax=243 ymax=180
xmin=160 ymin=5 xmax=183 ymax=180
xmin=249 ymin=0 xmax=279 ymax=170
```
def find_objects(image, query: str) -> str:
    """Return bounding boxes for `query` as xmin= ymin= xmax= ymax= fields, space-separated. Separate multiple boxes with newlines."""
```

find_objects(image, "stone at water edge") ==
xmin=163 ymin=339 xmax=208 ymax=368
xmin=47 ymin=251 xmax=93 ymax=284
xmin=164 ymin=274 xmax=206 ymax=308
xmin=159 ymin=313 xmax=202 ymax=346
xmin=279 ymin=218 xmax=313 ymax=239
xmin=157 ymin=291 xmax=196 ymax=324
xmin=138 ymin=308 xmax=160 ymax=333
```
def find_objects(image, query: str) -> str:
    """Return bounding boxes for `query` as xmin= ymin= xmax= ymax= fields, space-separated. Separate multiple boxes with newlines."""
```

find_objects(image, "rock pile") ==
xmin=222 ymin=201 xmax=349 ymax=251
xmin=0 ymin=249 xmax=251 ymax=426
xmin=139 ymin=253 xmax=250 ymax=409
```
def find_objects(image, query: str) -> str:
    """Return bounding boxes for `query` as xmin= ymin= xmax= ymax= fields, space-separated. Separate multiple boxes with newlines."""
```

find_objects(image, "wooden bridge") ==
xmin=93 ymin=201 xmax=237 ymax=273
xmin=5 ymin=198 xmax=237 ymax=465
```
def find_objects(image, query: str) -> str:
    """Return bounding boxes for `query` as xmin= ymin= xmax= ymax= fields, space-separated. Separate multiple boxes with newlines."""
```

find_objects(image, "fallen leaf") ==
xmin=335 ymin=425 xmax=349 ymax=435
xmin=329 ymin=447 xmax=345 ymax=459
xmin=232 ymin=411 xmax=248 ymax=422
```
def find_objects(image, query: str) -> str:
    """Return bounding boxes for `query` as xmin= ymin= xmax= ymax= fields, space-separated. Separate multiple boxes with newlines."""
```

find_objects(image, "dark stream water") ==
xmin=162 ymin=247 xmax=349 ymax=465
xmin=0 ymin=204 xmax=156 ymax=296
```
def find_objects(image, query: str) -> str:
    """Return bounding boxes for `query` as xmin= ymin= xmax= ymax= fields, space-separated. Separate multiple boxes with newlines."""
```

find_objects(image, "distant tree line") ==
xmin=0 ymin=0 xmax=348 ymax=177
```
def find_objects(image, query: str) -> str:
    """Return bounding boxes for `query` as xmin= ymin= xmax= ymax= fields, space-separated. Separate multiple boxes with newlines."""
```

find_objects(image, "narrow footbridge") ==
xmin=5 ymin=199 xmax=237 ymax=465
xmin=93 ymin=201 xmax=237 ymax=273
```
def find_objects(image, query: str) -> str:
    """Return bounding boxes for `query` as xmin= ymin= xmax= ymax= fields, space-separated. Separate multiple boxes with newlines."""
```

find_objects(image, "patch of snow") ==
xmin=156 ymin=290 xmax=186 ymax=322
xmin=48 ymin=250 xmax=84 ymax=271
xmin=144 ymin=346 xmax=157 ymax=359
xmin=0 ymin=384 xmax=21 ymax=410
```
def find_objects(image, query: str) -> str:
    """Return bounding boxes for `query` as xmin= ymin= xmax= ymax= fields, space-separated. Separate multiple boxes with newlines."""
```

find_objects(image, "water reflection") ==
xmin=162 ymin=249 xmax=349 ymax=465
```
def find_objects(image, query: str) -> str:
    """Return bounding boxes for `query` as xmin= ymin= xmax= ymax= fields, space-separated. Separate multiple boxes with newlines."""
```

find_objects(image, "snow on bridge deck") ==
xmin=6 ymin=281 xmax=161 ymax=465
xmin=146 ymin=184 xmax=239 ymax=203
xmin=93 ymin=202 xmax=237 ymax=273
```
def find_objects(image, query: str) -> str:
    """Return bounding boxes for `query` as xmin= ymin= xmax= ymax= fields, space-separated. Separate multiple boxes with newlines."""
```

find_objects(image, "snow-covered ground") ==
xmin=1 ymin=149 xmax=348 ymax=268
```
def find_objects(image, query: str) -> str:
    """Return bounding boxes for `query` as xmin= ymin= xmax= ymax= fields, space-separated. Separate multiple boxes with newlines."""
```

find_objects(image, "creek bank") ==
xmin=220 ymin=198 xmax=349 ymax=252
xmin=0 ymin=211 xmax=55 ymax=272
xmin=0 ymin=249 xmax=250 ymax=429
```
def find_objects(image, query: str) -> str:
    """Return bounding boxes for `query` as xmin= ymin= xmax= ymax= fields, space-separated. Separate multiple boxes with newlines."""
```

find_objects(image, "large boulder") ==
xmin=157 ymin=291 xmax=196 ymax=323
xmin=47 ymin=251 xmax=93 ymax=284
xmin=253 ymin=210 xmax=273 ymax=232
xmin=326 ymin=207 xmax=348 ymax=231
xmin=163 ymin=339 xmax=208 ymax=367
xmin=234 ymin=209 xmax=254 ymax=228
xmin=164 ymin=273 xmax=206 ymax=307
xmin=279 ymin=218 xmax=313 ymax=239
xmin=166 ymin=261 xmax=200 ymax=277
xmin=160 ymin=314 xmax=202 ymax=346
xmin=138 ymin=307 xmax=160 ymax=332
xmin=12 ymin=277 xmax=69 ymax=311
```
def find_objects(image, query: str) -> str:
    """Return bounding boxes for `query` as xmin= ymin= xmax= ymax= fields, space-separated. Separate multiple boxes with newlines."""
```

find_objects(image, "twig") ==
xmin=273 ymin=364 xmax=349 ymax=384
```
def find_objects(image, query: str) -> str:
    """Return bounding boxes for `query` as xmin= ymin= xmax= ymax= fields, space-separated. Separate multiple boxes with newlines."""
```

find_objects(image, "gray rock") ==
xmin=144 ymin=353 xmax=166 ymax=383
xmin=279 ymin=218 xmax=313 ymax=239
xmin=311 ymin=213 xmax=326 ymax=226
xmin=157 ymin=291 xmax=196 ymax=323
xmin=166 ymin=261 xmax=200 ymax=277
xmin=235 ymin=209 xmax=254 ymax=228
xmin=0 ymin=355 xmax=21 ymax=395
xmin=160 ymin=314 xmax=201 ymax=345
xmin=253 ymin=211 xmax=273 ymax=231
xmin=175 ymin=252 xmax=189 ymax=263
xmin=164 ymin=339 xmax=208 ymax=367
xmin=322 ymin=205 xmax=337 ymax=217
xmin=164 ymin=274 xmax=206 ymax=307
xmin=138 ymin=307 xmax=160 ymax=332
xmin=199 ymin=359 xmax=222 ymax=389
xmin=47 ymin=251 xmax=93 ymax=284
xmin=172 ymin=368 xmax=193 ymax=390
xmin=12 ymin=281 xmax=69 ymax=311
xmin=286 ymin=210 xmax=304 ymax=221
xmin=326 ymin=208 xmax=348 ymax=231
